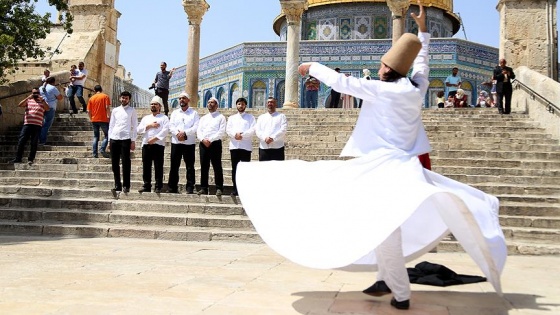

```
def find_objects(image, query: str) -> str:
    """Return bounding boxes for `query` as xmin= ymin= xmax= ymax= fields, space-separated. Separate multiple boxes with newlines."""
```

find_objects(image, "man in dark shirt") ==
xmin=493 ymin=58 xmax=516 ymax=114
xmin=152 ymin=62 xmax=175 ymax=116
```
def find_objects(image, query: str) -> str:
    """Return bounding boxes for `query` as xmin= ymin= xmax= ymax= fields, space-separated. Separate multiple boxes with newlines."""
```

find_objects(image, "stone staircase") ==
xmin=0 ymin=108 xmax=559 ymax=255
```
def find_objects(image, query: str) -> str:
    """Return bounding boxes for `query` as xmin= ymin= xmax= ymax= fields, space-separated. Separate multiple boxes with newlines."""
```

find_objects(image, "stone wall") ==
xmin=512 ymin=66 xmax=560 ymax=140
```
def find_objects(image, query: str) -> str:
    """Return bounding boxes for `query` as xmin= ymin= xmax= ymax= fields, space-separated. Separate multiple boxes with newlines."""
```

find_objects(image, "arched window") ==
xmin=217 ymin=87 xmax=226 ymax=108
xmin=428 ymin=79 xmax=445 ymax=108
xmin=251 ymin=81 xmax=267 ymax=108
xmin=203 ymin=91 xmax=213 ymax=108
xmin=276 ymin=80 xmax=285 ymax=108
xmin=230 ymin=83 xmax=240 ymax=108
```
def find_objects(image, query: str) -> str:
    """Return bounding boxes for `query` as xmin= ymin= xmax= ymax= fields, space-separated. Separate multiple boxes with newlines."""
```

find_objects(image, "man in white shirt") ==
xmin=226 ymin=97 xmax=255 ymax=196
xmin=167 ymin=92 xmax=199 ymax=194
xmin=137 ymin=96 xmax=169 ymax=194
xmin=108 ymin=91 xmax=138 ymax=197
xmin=69 ymin=61 xmax=88 ymax=113
xmin=196 ymin=97 xmax=226 ymax=196
xmin=255 ymin=97 xmax=287 ymax=161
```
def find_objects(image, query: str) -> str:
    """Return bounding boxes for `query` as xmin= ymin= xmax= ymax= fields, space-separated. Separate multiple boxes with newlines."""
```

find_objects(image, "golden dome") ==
xmin=306 ymin=0 xmax=452 ymax=12
xmin=273 ymin=0 xmax=459 ymax=36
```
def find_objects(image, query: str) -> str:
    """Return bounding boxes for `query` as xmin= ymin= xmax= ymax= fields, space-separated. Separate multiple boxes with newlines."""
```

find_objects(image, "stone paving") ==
xmin=0 ymin=236 xmax=558 ymax=314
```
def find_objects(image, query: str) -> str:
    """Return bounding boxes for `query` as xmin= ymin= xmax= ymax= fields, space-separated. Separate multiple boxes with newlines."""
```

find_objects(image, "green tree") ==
xmin=0 ymin=0 xmax=73 ymax=84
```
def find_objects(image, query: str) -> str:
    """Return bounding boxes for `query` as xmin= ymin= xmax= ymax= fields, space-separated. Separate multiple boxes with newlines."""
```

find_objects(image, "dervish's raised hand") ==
xmin=298 ymin=63 xmax=313 ymax=76
xmin=410 ymin=0 xmax=427 ymax=33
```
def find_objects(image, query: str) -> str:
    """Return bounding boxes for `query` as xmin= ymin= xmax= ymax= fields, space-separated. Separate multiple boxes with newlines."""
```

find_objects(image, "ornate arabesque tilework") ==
xmin=354 ymin=16 xmax=371 ymax=39
xmin=339 ymin=18 xmax=352 ymax=40
xmin=169 ymin=3 xmax=496 ymax=109
xmin=318 ymin=18 xmax=337 ymax=40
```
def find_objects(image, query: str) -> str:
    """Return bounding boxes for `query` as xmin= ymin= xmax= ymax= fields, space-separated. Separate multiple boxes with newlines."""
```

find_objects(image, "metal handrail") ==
xmin=0 ymin=81 xmax=94 ymax=101
xmin=513 ymin=78 xmax=560 ymax=116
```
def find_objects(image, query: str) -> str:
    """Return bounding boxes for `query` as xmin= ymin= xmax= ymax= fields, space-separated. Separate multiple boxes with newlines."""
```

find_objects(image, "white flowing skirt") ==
xmin=236 ymin=148 xmax=507 ymax=294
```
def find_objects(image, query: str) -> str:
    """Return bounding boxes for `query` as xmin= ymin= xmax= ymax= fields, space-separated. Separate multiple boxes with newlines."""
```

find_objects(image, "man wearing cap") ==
xmin=236 ymin=1 xmax=506 ymax=311
xmin=137 ymin=96 xmax=169 ymax=194
xmin=196 ymin=97 xmax=226 ymax=196
xmin=167 ymin=92 xmax=200 ymax=194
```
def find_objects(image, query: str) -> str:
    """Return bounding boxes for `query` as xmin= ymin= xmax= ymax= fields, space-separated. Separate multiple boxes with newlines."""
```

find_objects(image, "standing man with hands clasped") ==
xmin=108 ymin=91 xmax=138 ymax=198
xmin=197 ymin=97 xmax=226 ymax=196
xmin=226 ymin=97 xmax=255 ymax=196
xmin=255 ymin=97 xmax=287 ymax=161
xmin=137 ymin=96 xmax=169 ymax=194
xmin=167 ymin=92 xmax=200 ymax=194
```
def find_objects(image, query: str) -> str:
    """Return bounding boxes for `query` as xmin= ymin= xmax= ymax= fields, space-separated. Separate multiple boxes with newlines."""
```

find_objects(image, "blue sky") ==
xmin=35 ymin=1 xmax=554 ymax=90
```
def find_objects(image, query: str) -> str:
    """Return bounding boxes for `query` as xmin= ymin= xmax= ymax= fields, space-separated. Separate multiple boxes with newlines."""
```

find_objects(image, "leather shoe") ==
xmin=123 ymin=187 xmax=130 ymax=193
xmin=138 ymin=188 xmax=151 ymax=193
xmin=186 ymin=188 xmax=194 ymax=194
xmin=390 ymin=297 xmax=410 ymax=310
xmin=154 ymin=188 xmax=162 ymax=194
xmin=215 ymin=189 xmax=223 ymax=196
xmin=362 ymin=280 xmax=392 ymax=297
xmin=197 ymin=188 xmax=208 ymax=195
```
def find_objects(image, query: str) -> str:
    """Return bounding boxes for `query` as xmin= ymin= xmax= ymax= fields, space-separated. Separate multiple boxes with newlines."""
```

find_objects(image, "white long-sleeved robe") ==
xmin=236 ymin=32 xmax=507 ymax=295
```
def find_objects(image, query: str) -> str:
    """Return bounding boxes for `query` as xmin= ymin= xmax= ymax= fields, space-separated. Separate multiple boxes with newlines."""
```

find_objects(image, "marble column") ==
xmin=387 ymin=0 xmax=410 ymax=43
xmin=183 ymin=0 xmax=209 ymax=107
xmin=280 ymin=0 xmax=308 ymax=109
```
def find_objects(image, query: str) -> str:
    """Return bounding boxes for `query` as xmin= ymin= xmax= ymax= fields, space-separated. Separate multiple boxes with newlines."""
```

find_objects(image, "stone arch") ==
xmin=229 ymin=83 xmax=241 ymax=108
xmin=428 ymin=79 xmax=445 ymax=108
xmin=251 ymin=80 xmax=267 ymax=108
xmin=460 ymin=80 xmax=473 ymax=106
xmin=203 ymin=90 xmax=213 ymax=108
xmin=275 ymin=80 xmax=286 ymax=108
xmin=216 ymin=87 xmax=226 ymax=108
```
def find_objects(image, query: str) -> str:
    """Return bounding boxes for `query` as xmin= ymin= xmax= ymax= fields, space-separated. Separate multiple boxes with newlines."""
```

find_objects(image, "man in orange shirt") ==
xmin=87 ymin=85 xmax=111 ymax=158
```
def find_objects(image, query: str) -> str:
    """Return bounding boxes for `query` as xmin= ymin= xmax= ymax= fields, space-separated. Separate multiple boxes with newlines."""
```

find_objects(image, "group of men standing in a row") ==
xmin=103 ymin=91 xmax=287 ymax=198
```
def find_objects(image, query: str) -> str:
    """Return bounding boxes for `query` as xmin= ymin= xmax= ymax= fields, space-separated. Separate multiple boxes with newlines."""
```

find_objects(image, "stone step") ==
xmin=500 ymin=201 xmax=560 ymax=217
xmin=433 ymin=166 xmax=560 ymax=177
xmin=500 ymin=215 xmax=560 ymax=229
xmin=436 ymin=240 xmax=560 ymax=255
xmin=0 ymin=221 xmax=261 ymax=243
xmin=430 ymin=158 xmax=560 ymax=169
xmin=445 ymin=173 xmax=560 ymax=185
xmin=0 ymin=208 xmax=253 ymax=229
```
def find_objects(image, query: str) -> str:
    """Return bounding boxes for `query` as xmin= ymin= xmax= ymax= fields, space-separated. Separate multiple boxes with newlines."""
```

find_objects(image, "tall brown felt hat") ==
xmin=380 ymin=33 xmax=422 ymax=76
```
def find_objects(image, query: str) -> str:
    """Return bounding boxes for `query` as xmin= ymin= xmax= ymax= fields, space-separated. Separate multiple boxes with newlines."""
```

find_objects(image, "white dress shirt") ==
xmin=137 ymin=113 xmax=169 ymax=147
xmin=108 ymin=105 xmax=138 ymax=141
xmin=226 ymin=112 xmax=256 ymax=151
xmin=255 ymin=111 xmax=287 ymax=149
xmin=169 ymin=107 xmax=200 ymax=145
xmin=197 ymin=111 xmax=226 ymax=142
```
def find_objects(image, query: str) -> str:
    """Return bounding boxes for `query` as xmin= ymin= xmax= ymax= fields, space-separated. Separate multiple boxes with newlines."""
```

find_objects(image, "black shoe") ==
xmin=27 ymin=161 xmax=34 ymax=166
xmin=197 ymin=188 xmax=208 ymax=195
xmin=138 ymin=188 xmax=151 ymax=193
xmin=111 ymin=188 xmax=120 ymax=198
xmin=362 ymin=281 xmax=392 ymax=297
xmin=186 ymin=188 xmax=194 ymax=194
xmin=100 ymin=151 xmax=110 ymax=158
xmin=390 ymin=297 xmax=410 ymax=310
xmin=122 ymin=187 xmax=130 ymax=193
xmin=215 ymin=189 xmax=223 ymax=196
xmin=154 ymin=188 xmax=162 ymax=194
xmin=230 ymin=191 xmax=238 ymax=197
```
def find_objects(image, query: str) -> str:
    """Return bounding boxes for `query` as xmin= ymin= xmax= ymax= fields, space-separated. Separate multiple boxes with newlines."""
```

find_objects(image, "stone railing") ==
xmin=512 ymin=66 xmax=560 ymax=141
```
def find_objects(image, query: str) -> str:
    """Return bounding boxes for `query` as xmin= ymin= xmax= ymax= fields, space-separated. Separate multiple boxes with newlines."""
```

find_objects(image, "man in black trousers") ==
xmin=493 ymin=58 xmax=515 ymax=114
